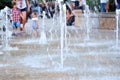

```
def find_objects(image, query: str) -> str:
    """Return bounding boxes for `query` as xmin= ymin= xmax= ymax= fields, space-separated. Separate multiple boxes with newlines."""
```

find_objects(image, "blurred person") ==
xmin=100 ymin=0 xmax=109 ymax=12
xmin=74 ymin=0 xmax=85 ymax=13
xmin=74 ymin=0 xmax=80 ymax=9
xmin=12 ymin=0 xmax=30 ymax=32
xmin=45 ymin=2 xmax=51 ymax=18
xmin=78 ymin=0 xmax=86 ymax=11
xmin=66 ymin=5 xmax=74 ymax=26
xmin=31 ymin=0 xmax=41 ymax=16
xmin=115 ymin=0 xmax=120 ymax=9
xmin=49 ymin=3 xmax=55 ymax=18
xmin=31 ymin=12 xmax=39 ymax=38
xmin=41 ymin=3 xmax=50 ymax=18
xmin=11 ymin=2 xmax=22 ymax=36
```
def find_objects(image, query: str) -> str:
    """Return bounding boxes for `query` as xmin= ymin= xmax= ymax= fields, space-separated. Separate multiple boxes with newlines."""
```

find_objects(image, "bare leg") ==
xmin=17 ymin=26 xmax=20 ymax=33
xmin=32 ymin=30 xmax=35 ymax=38
xmin=34 ymin=30 xmax=38 ymax=38
xmin=21 ymin=11 xmax=27 ymax=31
xmin=32 ymin=30 xmax=38 ymax=38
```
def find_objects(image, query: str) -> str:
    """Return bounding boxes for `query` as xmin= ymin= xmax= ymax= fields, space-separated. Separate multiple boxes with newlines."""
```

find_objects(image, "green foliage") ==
xmin=0 ymin=0 xmax=12 ymax=9
xmin=86 ymin=0 xmax=115 ymax=12
xmin=38 ymin=0 xmax=44 ymax=2
xmin=86 ymin=0 xmax=100 ymax=11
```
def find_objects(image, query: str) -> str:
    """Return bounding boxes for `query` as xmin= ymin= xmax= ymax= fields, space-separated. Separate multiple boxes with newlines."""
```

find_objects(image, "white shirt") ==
xmin=79 ymin=0 xmax=86 ymax=6
xmin=32 ymin=17 xmax=38 ymax=20
xmin=100 ymin=0 xmax=108 ymax=3
xmin=17 ymin=0 xmax=27 ymax=9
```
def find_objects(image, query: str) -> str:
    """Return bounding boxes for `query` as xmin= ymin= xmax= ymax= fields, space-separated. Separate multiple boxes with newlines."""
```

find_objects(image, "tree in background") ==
xmin=0 ymin=0 xmax=12 ymax=9
xmin=86 ymin=0 xmax=115 ymax=12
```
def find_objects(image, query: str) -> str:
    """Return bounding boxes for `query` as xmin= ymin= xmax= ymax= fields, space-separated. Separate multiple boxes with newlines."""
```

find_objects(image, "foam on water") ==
xmin=19 ymin=34 xmax=55 ymax=44
xmin=39 ymin=31 xmax=47 ymax=44
xmin=68 ymin=40 xmax=114 ymax=47
xmin=2 ymin=46 xmax=19 ymax=51
xmin=0 ymin=51 xmax=4 ymax=55
xmin=18 ymin=55 xmax=52 ymax=68
xmin=47 ymin=66 xmax=75 ymax=72
xmin=0 ymin=63 xmax=9 ymax=67
xmin=86 ymin=66 xmax=119 ymax=72
xmin=110 ymin=45 xmax=120 ymax=51
xmin=76 ymin=76 xmax=120 ymax=80
xmin=0 ymin=45 xmax=2 ymax=48
xmin=21 ymin=39 xmax=39 ymax=44
xmin=18 ymin=53 xmax=76 ymax=72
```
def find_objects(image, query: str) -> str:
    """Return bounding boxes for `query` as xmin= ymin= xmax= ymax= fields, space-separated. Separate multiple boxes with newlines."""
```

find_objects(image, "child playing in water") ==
xmin=11 ymin=2 xmax=21 ymax=36
xmin=31 ymin=12 xmax=39 ymax=37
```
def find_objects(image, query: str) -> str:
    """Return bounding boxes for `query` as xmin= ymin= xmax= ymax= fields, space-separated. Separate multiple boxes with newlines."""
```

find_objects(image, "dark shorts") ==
xmin=19 ymin=7 xmax=28 ymax=22
xmin=116 ymin=4 xmax=120 ymax=9
xmin=20 ymin=7 xmax=27 ymax=12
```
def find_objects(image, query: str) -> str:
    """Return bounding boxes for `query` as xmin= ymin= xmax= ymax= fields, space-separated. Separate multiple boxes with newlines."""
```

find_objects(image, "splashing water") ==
xmin=0 ymin=6 xmax=18 ymax=51
xmin=39 ymin=11 xmax=47 ymax=44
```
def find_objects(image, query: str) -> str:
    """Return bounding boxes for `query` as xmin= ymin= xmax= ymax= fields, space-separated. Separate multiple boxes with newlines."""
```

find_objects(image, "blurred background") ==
xmin=0 ymin=0 xmax=116 ymax=12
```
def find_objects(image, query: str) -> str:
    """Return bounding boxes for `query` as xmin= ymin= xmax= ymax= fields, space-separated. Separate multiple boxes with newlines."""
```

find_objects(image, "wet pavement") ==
xmin=0 ymin=15 xmax=120 ymax=80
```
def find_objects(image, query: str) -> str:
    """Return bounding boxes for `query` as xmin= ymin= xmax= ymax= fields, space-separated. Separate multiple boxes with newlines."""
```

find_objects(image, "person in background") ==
xmin=66 ymin=5 xmax=74 ymax=26
xmin=74 ymin=0 xmax=80 ymax=10
xmin=78 ymin=0 xmax=86 ymax=11
xmin=31 ymin=0 xmax=41 ymax=16
xmin=49 ymin=3 xmax=55 ymax=18
xmin=66 ymin=5 xmax=72 ymax=21
xmin=41 ymin=3 xmax=50 ymax=19
xmin=45 ymin=2 xmax=51 ymax=18
xmin=31 ymin=12 xmax=39 ymax=38
xmin=11 ymin=2 xmax=22 ymax=36
xmin=100 ymin=0 xmax=109 ymax=12
xmin=74 ymin=0 xmax=86 ymax=13
xmin=12 ymin=0 xmax=30 ymax=32
xmin=115 ymin=0 xmax=120 ymax=9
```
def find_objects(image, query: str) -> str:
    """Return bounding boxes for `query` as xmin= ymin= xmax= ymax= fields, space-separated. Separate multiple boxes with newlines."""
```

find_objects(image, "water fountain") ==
xmin=49 ymin=10 xmax=57 ymax=41
xmin=84 ymin=5 xmax=90 ymax=41
xmin=58 ymin=0 xmax=64 ymax=69
xmin=39 ymin=11 xmax=47 ymax=44
xmin=115 ymin=9 xmax=120 ymax=50
xmin=0 ymin=6 xmax=18 ymax=51
xmin=0 ymin=1 xmax=120 ymax=80
xmin=48 ymin=1 xmax=60 ymax=41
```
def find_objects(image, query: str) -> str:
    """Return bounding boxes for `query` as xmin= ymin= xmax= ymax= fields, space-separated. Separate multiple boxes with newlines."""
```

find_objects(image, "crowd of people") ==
xmin=66 ymin=0 xmax=86 ymax=26
xmin=10 ymin=0 xmax=59 ymax=37
xmin=100 ymin=0 xmax=120 ymax=13
xmin=66 ymin=0 xmax=120 ymax=26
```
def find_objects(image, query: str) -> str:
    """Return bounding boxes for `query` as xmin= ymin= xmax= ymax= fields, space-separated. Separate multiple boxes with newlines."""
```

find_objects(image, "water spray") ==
xmin=115 ymin=9 xmax=120 ymax=49
xmin=58 ymin=0 xmax=64 ymax=69
xmin=39 ymin=11 xmax=47 ymax=44
xmin=84 ymin=5 xmax=90 ymax=41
